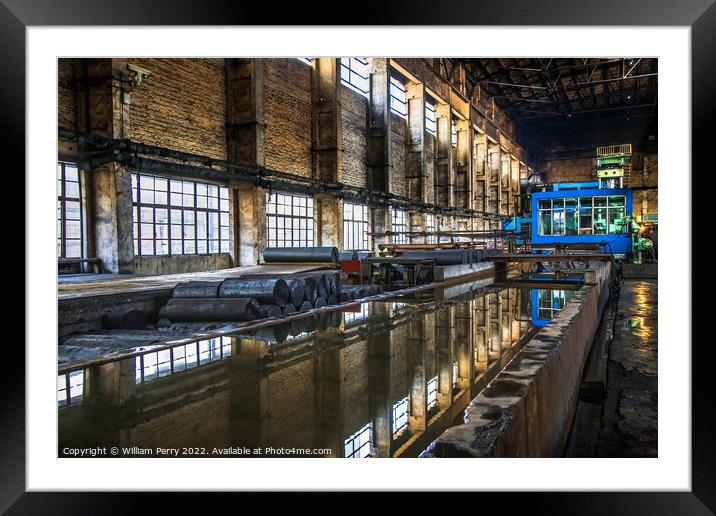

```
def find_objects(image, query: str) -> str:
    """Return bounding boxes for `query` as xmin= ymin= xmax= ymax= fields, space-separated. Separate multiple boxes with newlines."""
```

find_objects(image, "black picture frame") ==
xmin=6 ymin=0 xmax=710 ymax=511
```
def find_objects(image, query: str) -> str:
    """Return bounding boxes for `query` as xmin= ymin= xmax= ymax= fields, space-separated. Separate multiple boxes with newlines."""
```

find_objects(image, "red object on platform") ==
xmin=340 ymin=260 xmax=361 ymax=273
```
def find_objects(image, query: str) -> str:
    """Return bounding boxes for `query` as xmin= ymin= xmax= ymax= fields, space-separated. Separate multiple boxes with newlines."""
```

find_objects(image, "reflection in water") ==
xmin=58 ymin=281 xmax=570 ymax=458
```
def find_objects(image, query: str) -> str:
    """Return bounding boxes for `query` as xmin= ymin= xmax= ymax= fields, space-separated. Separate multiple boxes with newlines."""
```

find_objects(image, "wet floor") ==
xmin=58 ymin=277 xmax=579 ymax=458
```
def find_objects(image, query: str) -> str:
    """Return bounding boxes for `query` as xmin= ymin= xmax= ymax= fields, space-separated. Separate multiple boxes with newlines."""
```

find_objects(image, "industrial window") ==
xmin=266 ymin=192 xmax=315 ymax=247
xmin=390 ymin=208 xmax=409 ymax=244
xmin=427 ymin=376 xmax=438 ymax=409
xmin=425 ymin=213 xmax=437 ymax=244
xmin=425 ymin=97 xmax=437 ymax=135
xmin=389 ymin=75 xmax=407 ymax=119
xmin=392 ymin=396 xmax=409 ymax=436
xmin=344 ymin=423 xmax=372 ymax=458
xmin=131 ymin=173 xmax=230 ymax=256
xmin=296 ymin=58 xmax=312 ymax=65
xmin=451 ymin=118 xmax=458 ymax=148
xmin=344 ymin=303 xmax=369 ymax=324
xmin=340 ymin=58 xmax=370 ymax=97
xmin=57 ymin=370 xmax=84 ymax=408
xmin=135 ymin=337 xmax=232 ymax=384
xmin=343 ymin=202 xmax=370 ymax=251
xmin=537 ymin=196 xmax=626 ymax=237
xmin=537 ymin=289 xmax=576 ymax=321
xmin=452 ymin=361 xmax=459 ymax=389
xmin=57 ymin=162 xmax=83 ymax=258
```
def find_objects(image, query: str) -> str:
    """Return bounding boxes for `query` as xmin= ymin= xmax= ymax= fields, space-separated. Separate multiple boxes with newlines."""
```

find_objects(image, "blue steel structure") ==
xmin=530 ymin=186 xmax=633 ymax=255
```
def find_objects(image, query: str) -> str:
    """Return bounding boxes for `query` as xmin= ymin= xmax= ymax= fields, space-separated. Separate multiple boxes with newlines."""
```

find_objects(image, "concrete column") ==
xmin=226 ymin=59 xmax=266 ymax=266
xmin=367 ymin=58 xmax=391 ymax=194
xmin=225 ymin=58 xmax=265 ymax=168
xmin=314 ymin=348 xmax=343 ymax=457
xmin=230 ymin=339 xmax=269 ymax=449
xmin=316 ymin=194 xmax=342 ymax=248
xmin=454 ymin=301 xmax=473 ymax=390
xmin=236 ymin=182 xmax=266 ymax=265
xmin=435 ymin=305 xmax=454 ymax=408
xmin=487 ymin=142 xmax=501 ymax=227
xmin=75 ymin=58 xmax=135 ymax=274
xmin=455 ymin=119 xmax=473 ymax=210
xmin=435 ymin=104 xmax=454 ymax=207
xmin=408 ymin=212 xmax=426 ymax=244
xmin=510 ymin=157 xmax=520 ymax=214
xmin=311 ymin=58 xmax=342 ymax=183
xmin=406 ymin=82 xmax=426 ymax=203
xmin=501 ymin=152 xmax=511 ymax=215
xmin=473 ymin=133 xmax=488 ymax=214
xmin=407 ymin=316 xmax=428 ymax=432
xmin=368 ymin=328 xmax=393 ymax=457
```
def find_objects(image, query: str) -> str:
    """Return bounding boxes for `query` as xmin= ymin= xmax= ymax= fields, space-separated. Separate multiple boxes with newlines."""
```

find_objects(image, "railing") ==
xmin=596 ymin=144 xmax=632 ymax=158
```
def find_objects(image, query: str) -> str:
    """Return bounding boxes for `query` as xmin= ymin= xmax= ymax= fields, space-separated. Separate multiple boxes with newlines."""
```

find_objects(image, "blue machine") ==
xmin=530 ymin=185 xmax=633 ymax=255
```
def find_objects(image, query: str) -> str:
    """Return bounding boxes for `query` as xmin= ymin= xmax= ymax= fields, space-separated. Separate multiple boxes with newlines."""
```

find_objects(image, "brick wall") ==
xmin=58 ymin=58 xmax=76 ymax=131
xmin=539 ymin=157 xmax=596 ymax=184
xmin=266 ymin=361 xmax=317 ymax=449
xmin=340 ymin=341 xmax=371 ymax=438
xmin=128 ymin=58 xmax=227 ymax=160
xmin=264 ymin=59 xmax=313 ymax=177
xmin=341 ymin=86 xmax=368 ymax=189
xmin=425 ymin=133 xmax=436 ymax=204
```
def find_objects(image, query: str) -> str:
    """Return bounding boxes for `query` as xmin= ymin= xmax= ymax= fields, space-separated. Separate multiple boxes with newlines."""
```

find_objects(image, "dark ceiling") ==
xmin=460 ymin=58 xmax=658 ymax=155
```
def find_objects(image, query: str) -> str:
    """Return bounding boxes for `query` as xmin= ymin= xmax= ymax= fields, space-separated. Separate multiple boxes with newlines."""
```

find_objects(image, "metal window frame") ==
xmin=132 ymin=172 xmax=229 ymax=257
xmin=537 ymin=195 xmax=626 ymax=237
xmin=392 ymin=396 xmax=409 ymax=436
xmin=57 ymin=370 xmax=84 ymax=408
xmin=390 ymin=207 xmax=409 ymax=244
xmin=344 ymin=422 xmax=373 ymax=459
xmin=343 ymin=201 xmax=370 ymax=251
xmin=427 ymin=375 xmax=438 ymax=409
xmin=57 ymin=161 xmax=84 ymax=259
xmin=265 ymin=191 xmax=315 ymax=248
xmin=135 ymin=337 xmax=231 ymax=384
xmin=389 ymin=75 xmax=408 ymax=118
xmin=340 ymin=57 xmax=370 ymax=97
xmin=425 ymin=97 xmax=437 ymax=135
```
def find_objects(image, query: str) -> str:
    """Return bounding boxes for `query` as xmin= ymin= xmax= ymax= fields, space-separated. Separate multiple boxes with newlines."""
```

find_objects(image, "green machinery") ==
xmin=626 ymin=215 xmax=654 ymax=264
xmin=596 ymin=144 xmax=632 ymax=189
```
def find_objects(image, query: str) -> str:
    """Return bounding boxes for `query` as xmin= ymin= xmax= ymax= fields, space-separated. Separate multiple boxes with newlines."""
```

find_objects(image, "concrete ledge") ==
xmin=434 ymin=262 xmax=494 ymax=282
xmin=621 ymin=263 xmax=657 ymax=279
xmin=424 ymin=262 xmax=612 ymax=457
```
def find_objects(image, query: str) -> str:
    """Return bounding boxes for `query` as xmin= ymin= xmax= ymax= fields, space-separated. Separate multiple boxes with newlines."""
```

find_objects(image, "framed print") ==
xmin=6 ymin=0 xmax=712 ymax=511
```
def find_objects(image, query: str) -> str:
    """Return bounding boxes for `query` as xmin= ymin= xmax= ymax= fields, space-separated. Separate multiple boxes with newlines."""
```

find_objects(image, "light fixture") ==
xmin=127 ymin=63 xmax=151 ymax=87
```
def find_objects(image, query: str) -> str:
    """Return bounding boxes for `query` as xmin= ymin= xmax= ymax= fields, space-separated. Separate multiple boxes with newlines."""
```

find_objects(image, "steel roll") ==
xmin=329 ymin=271 xmax=342 ymax=295
xmin=401 ymin=249 xmax=473 ymax=265
xmin=328 ymin=294 xmax=338 ymax=305
xmin=159 ymin=298 xmax=261 ymax=323
xmin=338 ymin=251 xmax=359 ymax=261
xmin=314 ymin=297 xmax=326 ymax=308
xmin=172 ymin=280 xmax=222 ymax=298
xmin=259 ymin=304 xmax=283 ymax=319
xmin=299 ymin=301 xmax=313 ymax=312
xmin=262 ymin=246 xmax=339 ymax=264
xmin=302 ymin=277 xmax=318 ymax=303
xmin=286 ymin=278 xmax=306 ymax=307
xmin=296 ymin=272 xmax=330 ymax=299
xmin=218 ymin=278 xmax=290 ymax=307
xmin=283 ymin=303 xmax=297 ymax=316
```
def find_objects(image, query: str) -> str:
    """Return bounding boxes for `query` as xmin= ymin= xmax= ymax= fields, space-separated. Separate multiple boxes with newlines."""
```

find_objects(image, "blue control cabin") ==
xmin=529 ymin=183 xmax=633 ymax=255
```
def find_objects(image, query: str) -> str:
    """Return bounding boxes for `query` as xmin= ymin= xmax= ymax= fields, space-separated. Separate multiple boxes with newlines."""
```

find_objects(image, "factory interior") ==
xmin=57 ymin=58 xmax=658 ymax=459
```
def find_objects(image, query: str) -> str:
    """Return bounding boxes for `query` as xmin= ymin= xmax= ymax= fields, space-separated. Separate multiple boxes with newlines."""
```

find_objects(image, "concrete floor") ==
xmin=597 ymin=279 xmax=658 ymax=457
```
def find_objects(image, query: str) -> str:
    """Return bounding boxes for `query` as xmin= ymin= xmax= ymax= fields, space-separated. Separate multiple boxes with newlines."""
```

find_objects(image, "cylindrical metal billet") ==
xmin=338 ymin=251 xmax=359 ymax=261
xmin=262 ymin=246 xmax=339 ymax=264
xmin=339 ymin=292 xmax=350 ymax=303
xmin=159 ymin=298 xmax=260 ymax=322
xmin=286 ymin=278 xmax=306 ymax=307
xmin=314 ymin=297 xmax=326 ymax=308
xmin=102 ymin=309 xmax=148 ymax=330
xmin=329 ymin=271 xmax=341 ymax=295
xmin=172 ymin=280 xmax=222 ymax=298
xmin=283 ymin=303 xmax=297 ymax=316
xmin=302 ymin=277 xmax=318 ymax=303
xmin=299 ymin=301 xmax=313 ymax=312
xmin=218 ymin=278 xmax=290 ymax=307
xmin=328 ymin=294 xmax=338 ymax=305
xmin=259 ymin=304 xmax=283 ymax=319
